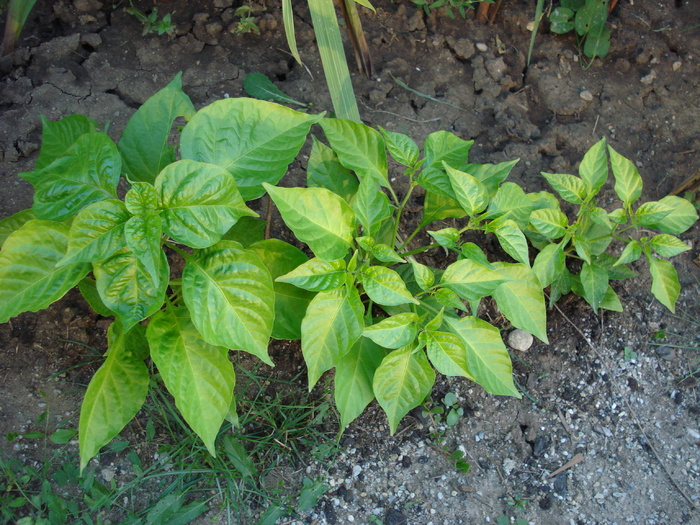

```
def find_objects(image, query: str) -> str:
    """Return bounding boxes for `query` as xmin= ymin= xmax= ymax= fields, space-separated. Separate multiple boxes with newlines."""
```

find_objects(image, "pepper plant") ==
xmin=0 ymin=74 xmax=695 ymax=471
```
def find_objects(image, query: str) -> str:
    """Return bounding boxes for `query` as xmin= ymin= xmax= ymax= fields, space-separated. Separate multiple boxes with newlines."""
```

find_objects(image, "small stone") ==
xmin=508 ymin=329 xmax=534 ymax=352
xmin=476 ymin=42 xmax=488 ymax=52
xmin=101 ymin=468 xmax=115 ymax=482
xmin=640 ymin=70 xmax=657 ymax=84
xmin=214 ymin=0 xmax=234 ymax=7
xmin=655 ymin=346 xmax=675 ymax=360
xmin=385 ymin=508 xmax=408 ymax=525
xmin=532 ymin=435 xmax=549 ymax=457
xmin=672 ymin=60 xmax=682 ymax=71
xmin=580 ymin=90 xmax=594 ymax=102
xmin=352 ymin=465 xmax=362 ymax=477
xmin=485 ymin=58 xmax=507 ymax=81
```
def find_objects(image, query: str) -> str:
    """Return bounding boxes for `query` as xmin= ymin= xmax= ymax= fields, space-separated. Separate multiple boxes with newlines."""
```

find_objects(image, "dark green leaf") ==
xmin=243 ymin=72 xmax=308 ymax=107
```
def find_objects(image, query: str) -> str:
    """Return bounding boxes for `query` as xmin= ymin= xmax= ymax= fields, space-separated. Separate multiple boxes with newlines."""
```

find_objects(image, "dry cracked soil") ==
xmin=1 ymin=1 xmax=700 ymax=524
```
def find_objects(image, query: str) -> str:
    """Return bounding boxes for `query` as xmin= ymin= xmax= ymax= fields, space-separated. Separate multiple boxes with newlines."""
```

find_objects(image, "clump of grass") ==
xmin=1 ymin=355 xmax=338 ymax=524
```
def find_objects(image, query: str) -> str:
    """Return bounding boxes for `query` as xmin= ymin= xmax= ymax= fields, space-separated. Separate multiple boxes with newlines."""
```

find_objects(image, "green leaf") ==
xmin=459 ymin=242 xmax=493 ymax=267
xmin=223 ymin=435 xmax=257 ymax=479
xmin=575 ymin=0 xmax=607 ymax=36
xmin=35 ymin=114 xmax=98 ymax=170
xmin=156 ymin=160 xmax=256 ymax=249
xmin=21 ymin=132 xmax=121 ymax=221
xmin=441 ymin=259 xmax=505 ymax=302
xmin=94 ymin=247 xmax=169 ymax=331
xmin=79 ymin=322 xmax=149 ymax=472
xmin=428 ymin=227 xmax=460 ymax=248
xmin=373 ymin=346 xmax=435 ymax=434
xmin=182 ymin=241 xmax=275 ymax=365
xmin=54 ymin=200 xmax=128 ymax=266
xmin=353 ymin=177 xmax=393 ymax=237
xmin=147 ymin=306 xmax=235 ymax=455
xmin=445 ymin=164 xmax=488 ymax=216
xmin=0 ymin=209 xmax=36 ymax=248
xmin=549 ymin=266 xmax=572 ymax=306
xmin=363 ymin=313 xmax=419 ymax=349
xmin=461 ymin=159 xmax=519 ymax=197
xmin=124 ymin=213 xmax=163 ymax=281
xmin=532 ymin=243 xmax=566 ymax=288
xmin=307 ymin=136 xmax=359 ymax=203
xmin=301 ymin=286 xmax=364 ymax=389
xmin=643 ymin=196 xmax=698 ymax=234
xmin=608 ymin=208 xmax=627 ymax=224
xmin=277 ymin=257 xmax=346 ymax=292
xmin=583 ymin=25 xmax=610 ymax=58
xmin=490 ymin=218 xmax=530 ymax=266
xmin=573 ymin=234 xmax=592 ymax=264
xmin=50 ymin=428 xmax=78 ymax=444
xmin=78 ymin=277 xmax=114 ymax=317
xmin=649 ymin=234 xmax=690 ymax=257
xmin=249 ymin=239 xmax=315 ymax=340
xmin=361 ymin=266 xmax=419 ymax=306
xmin=371 ymin=243 xmax=405 ymax=264
xmin=243 ymin=72 xmax=308 ymax=107
xmin=529 ymin=209 xmax=568 ymax=239
xmin=421 ymin=191 xmax=466 ymax=225
xmin=492 ymin=263 xmax=548 ymax=343
xmin=410 ymin=258 xmax=435 ymax=290
xmin=423 ymin=130 xmax=473 ymax=171
xmin=265 ymin=184 xmax=355 ymax=261
xmin=221 ymin=216 xmax=266 ymax=247
xmin=118 ymin=73 xmax=196 ymax=183
xmin=445 ymin=316 xmax=520 ymax=397
xmin=0 ymin=220 xmax=90 ymax=323
xmin=421 ymin=330 xmax=472 ymax=379
xmin=648 ymin=256 xmax=680 ymax=313
xmin=433 ymin=288 xmax=468 ymax=311
xmin=125 ymin=182 xmax=159 ymax=216
xmin=635 ymin=201 xmax=673 ymax=227
xmin=550 ymin=7 xmax=575 ymax=34
xmin=180 ymin=98 xmax=321 ymax=200
xmin=600 ymin=285 xmax=623 ymax=312
xmin=608 ymin=146 xmax=643 ymax=208
xmin=614 ymin=241 xmax=642 ymax=266
xmin=483 ymin=182 xmax=534 ymax=229
xmin=542 ymin=172 xmax=587 ymax=205
xmin=318 ymin=118 xmax=388 ymax=187
xmin=580 ymin=261 xmax=608 ymax=312
xmin=378 ymin=127 xmax=420 ymax=167
xmin=335 ymin=337 xmax=386 ymax=429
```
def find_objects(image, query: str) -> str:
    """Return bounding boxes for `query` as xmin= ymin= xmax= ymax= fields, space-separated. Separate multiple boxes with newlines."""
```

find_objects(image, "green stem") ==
xmin=401 ymin=243 xmax=439 ymax=257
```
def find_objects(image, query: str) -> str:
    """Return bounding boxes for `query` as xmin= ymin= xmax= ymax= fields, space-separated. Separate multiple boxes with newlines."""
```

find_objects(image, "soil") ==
xmin=1 ymin=0 xmax=700 ymax=524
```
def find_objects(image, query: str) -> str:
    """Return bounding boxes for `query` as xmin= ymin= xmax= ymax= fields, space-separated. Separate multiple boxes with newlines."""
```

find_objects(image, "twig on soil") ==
xmin=547 ymin=452 xmax=584 ymax=478
xmin=592 ymin=114 xmax=600 ymax=136
xmin=552 ymin=302 xmax=700 ymax=510
xmin=359 ymin=99 xmax=441 ymax=123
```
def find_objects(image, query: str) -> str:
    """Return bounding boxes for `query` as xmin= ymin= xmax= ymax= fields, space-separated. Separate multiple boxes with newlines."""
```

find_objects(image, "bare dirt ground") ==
xmin=1 ymin=1 xmax=699 ymax=524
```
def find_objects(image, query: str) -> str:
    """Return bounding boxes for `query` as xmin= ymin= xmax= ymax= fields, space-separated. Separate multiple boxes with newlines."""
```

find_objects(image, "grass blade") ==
xmin=307 ymin=0 xmax=361 ymax=122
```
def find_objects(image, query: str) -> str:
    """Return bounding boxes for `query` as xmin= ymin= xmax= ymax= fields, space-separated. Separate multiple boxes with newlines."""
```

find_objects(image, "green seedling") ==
xmin=232 ymin=5 xmax=261 ymax=35
xmin=0 ymin=73 xmax=695 ymax=473
xmin=550 ymin=0 xmax=611 ymax=61
xmin=411 ymin=0 xmax=485 ymax=19
xmin=125 ymin=2 xmax=175 ymax=37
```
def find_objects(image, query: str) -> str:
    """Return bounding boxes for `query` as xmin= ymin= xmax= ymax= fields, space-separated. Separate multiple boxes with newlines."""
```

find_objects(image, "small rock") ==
xmin=74 ymin=0 xmax=103 ymax=13
xmin=508 ymin=329 xmax=534 ymax=352
xmin=385 ymin=508 xmax=408 ymax=525
xmin=485 ymin=57 xmax=507 ymax=81
xmin=672 ymin=60 xmax=682 ymax=71
xmin=101 ymin=468 xmax=115 ymax=482
xmin=401 ymin=455 xmax=412 ymax=468
xmin=214 ymin=0 xmax=234 ymax=7
xmin=553 ymin=473 xmax=568 ymax=495
xmin=640 ymin=70 xmax=657 ymax=84
xmin=407 ymin=11 xmax=425 ymax=31
xmin=532 ymin=435 xmax=549 ymax=457
xmin=655 ymin=346 xmax=675 ymax=360
xmin=580 ymin=90 xmax=594 ymax=102
xmin=352 ymin=465 xmax=362 ymax=477
xmin=80 ymin=33 xmax=102 ymax=48
xmin=476 ymin=42 xmax=488 ymax=52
